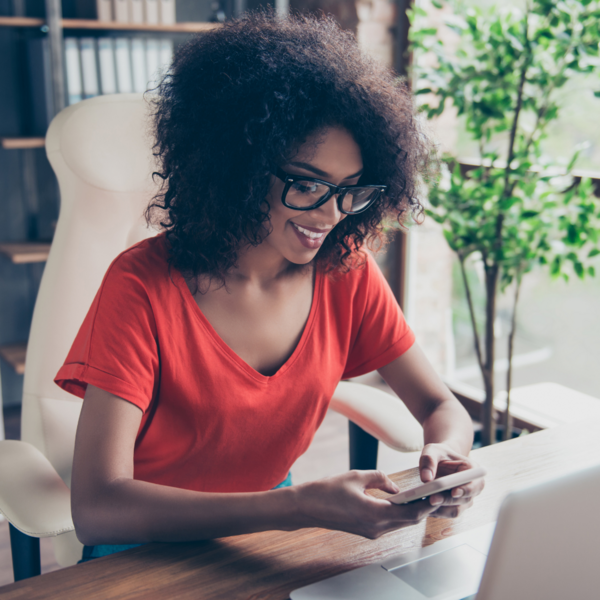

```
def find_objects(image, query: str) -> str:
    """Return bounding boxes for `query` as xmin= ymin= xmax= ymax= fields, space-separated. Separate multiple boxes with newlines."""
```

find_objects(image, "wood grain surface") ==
xmin=1 ymin=418 xmax=599 ymax=599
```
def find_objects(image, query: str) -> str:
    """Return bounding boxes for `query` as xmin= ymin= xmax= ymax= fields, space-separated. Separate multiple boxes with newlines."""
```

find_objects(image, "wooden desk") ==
xmin=2 ymin=419 xmax=599 ymax=599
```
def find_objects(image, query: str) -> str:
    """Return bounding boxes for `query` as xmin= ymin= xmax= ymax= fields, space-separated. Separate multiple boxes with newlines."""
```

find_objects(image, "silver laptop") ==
xmin=291 ymin=462 xmax=600 ymax=600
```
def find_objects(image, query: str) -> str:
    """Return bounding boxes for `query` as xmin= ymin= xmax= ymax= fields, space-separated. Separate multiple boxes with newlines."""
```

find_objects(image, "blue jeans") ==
xmin=79 ymin=472 xmax=293 ymax=563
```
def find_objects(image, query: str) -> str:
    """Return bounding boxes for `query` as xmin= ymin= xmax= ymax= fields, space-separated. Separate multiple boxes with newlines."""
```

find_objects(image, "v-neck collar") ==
xmin=172 ymin=264 xmax=322 ymax=384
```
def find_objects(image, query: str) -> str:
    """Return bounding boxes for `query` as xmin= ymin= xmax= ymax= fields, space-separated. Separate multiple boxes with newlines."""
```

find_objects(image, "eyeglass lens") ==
xmin=286 ymin=180 xmax=378 ymax=213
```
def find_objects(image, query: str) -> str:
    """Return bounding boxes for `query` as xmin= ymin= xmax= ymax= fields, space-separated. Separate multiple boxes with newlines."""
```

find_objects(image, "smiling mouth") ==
xmin=292 ymin=223 xmax=329 ymax=239
xmin=290 ymin=222 xmax=331 ymax=249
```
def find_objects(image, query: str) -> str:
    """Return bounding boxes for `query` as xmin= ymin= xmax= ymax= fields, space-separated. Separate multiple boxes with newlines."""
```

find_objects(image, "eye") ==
xmin=293 ymin=181 xmax=319 ymax=194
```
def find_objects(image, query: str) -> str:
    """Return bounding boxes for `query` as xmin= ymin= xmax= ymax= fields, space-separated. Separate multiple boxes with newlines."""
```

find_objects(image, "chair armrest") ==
xmin=330 ymin=381 xmax=424 ymax=453
xmin=0 ymin=440 xmax=74 ymax=537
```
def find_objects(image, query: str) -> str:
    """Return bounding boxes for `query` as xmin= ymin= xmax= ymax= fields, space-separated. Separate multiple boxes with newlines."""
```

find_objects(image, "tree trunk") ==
xmin=481 ymin=264 xmax=499 ymax=446
xmin=502 ymin=272 xmax=522 ymax=441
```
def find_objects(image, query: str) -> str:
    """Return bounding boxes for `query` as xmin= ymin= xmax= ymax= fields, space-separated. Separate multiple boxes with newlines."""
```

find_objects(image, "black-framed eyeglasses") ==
xmin=272 ymin=167 xmax=387 ymax=215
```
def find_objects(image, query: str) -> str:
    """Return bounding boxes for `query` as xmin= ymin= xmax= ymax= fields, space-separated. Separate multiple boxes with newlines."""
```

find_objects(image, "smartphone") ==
xmin=388 ymin=466 xmax=487 ymax=505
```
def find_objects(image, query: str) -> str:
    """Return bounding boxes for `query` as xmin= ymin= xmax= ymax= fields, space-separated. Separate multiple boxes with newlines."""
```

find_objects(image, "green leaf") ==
xmin=432 ymin=0 xmax=444 ymax=8
xmin=521 ymin=211 xmax=540 ymax=219
xmin=588 ymin=248 xmax=600 ymax=258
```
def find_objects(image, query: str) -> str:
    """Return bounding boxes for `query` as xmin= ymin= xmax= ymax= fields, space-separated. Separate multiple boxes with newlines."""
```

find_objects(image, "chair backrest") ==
xmin=22 ymin=94 xmax=159 ymax=491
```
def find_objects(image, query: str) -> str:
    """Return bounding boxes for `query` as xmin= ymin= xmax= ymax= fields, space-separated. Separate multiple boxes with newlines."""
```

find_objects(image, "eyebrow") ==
xmin=286 ymin=161 xmax=364 ymax=180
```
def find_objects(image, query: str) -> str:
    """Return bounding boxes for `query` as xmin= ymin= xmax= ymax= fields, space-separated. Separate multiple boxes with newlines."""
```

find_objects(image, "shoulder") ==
xmin=323 ymin=251 xmax=382 ymax=293
xmin=104 ymin=232 xmax=170 ymax=286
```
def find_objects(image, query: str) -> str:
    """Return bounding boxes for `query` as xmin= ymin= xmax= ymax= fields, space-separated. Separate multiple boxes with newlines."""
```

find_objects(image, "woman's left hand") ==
xmin=419 ymin=442 xmax=486 ymax=519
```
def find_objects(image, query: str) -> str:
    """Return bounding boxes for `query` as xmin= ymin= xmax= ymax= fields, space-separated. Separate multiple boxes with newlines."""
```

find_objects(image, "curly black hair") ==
xmin=147 ymin=9 xmax=432 ymax=280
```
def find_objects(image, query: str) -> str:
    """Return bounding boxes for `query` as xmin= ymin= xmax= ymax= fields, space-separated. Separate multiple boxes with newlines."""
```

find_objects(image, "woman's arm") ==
xmin=72 ymin=384 xmax=440 ymax=545
xmin=378 ymin=343 xmax=485 ymax=517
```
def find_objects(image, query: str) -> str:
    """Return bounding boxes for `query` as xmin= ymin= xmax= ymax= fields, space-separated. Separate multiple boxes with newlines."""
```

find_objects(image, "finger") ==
xmin=451 ymin=477 xmax=485 ymax=499
xmin=429 ymin=492 xmax=473 ymax=507
xmin=359 ymin=470 xmax=400 ymax=495
xmin=435 ymin=460 xmax=473 ymax=477
xmin=419 ymin=446 xmax=444 ymax=482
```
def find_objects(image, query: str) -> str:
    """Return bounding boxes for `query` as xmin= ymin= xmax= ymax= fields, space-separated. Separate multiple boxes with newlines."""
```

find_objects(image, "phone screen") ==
xmin=388 ymin=466 xmax=487 ymax=505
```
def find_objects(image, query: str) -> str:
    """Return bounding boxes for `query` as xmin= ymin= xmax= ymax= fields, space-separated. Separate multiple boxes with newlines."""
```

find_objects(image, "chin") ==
xmin=283 ymin=245 xmax=321 ymax=266
xmin=286 ymin=252 xmax=318 ymax=266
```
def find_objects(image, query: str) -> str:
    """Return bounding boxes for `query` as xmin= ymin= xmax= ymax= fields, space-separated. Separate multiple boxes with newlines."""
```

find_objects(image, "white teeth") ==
xmin=293 ymin=223 xmax=326 ymax=239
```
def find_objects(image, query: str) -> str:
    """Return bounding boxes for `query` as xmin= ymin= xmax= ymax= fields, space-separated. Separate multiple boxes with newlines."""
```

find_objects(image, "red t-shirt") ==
xmin=55 ymin=234 xmax=415 ymax=493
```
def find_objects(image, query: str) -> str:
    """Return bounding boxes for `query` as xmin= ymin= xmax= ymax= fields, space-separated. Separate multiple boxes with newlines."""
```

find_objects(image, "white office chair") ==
xmin=0 ymin=95 xmax=423 ymax=581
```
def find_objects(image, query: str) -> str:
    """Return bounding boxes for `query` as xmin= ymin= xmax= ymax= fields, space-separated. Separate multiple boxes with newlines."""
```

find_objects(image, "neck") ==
xmin=231 ymin=242 xmax=304 ymax=287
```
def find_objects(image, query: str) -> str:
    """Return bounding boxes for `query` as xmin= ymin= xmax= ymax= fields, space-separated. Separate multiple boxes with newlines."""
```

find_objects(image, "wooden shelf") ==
xmin=0 ymin=242 xmax=51 ymax=264
xmin=0 ymin=16 xmax=44 ymax=28
xmin=62 ymin=19 xmax=220 ymax=33
xmin=0 ymin=16 xmax=220 ymax=33
xmin=0 ymin=343 xmax=26 ymax=375
xmin=1 ymin=137 xmax=45 ymax=150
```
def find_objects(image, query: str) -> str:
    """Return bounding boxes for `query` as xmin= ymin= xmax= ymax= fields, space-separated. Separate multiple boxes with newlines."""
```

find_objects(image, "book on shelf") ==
xmin=145 ymin=38 xmax=161 ymax=89
xmin=131 ymin=38 xmax=147 ymax=93
xmin=159 ymin=0 xmax=176 ymax=25
xmin=113 ymin=0 xmax=129 ymax=23
xmin=61 ymin=36 xmax=174 ymax=106
xmin=64 ymin=38 xmax=83 ymax=105
xmin=80 ymin=38 xmax=100 ymax=99
xmin=98 ymin=38 xmax=118 ymax=94
xmin=114 ymin=38 xmax=133 ymax=92
xmin=131 ymin=0 xmax=144 ymax=24
xmin=144 ymin=0 xmax=159 ymax=24
xmin=159 ymin=38 xmax=174 ymax=72
xmin=74 ymin=0 xmax=177 ymax=25
xmin=75 ymin=0 xmax=113 ymax=21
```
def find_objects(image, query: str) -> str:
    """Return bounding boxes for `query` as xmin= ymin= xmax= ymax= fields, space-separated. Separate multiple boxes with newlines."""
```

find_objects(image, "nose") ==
xmin=315 ymin=192 xmax=344 ymax=223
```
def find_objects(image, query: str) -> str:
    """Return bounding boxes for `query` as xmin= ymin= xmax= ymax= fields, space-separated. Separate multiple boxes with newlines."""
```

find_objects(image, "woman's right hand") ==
xmin=291 ymin=470 xmax=440 ymax=539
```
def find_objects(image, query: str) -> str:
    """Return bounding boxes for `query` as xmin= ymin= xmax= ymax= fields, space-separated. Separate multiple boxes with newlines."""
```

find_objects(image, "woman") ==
xmin=55 ymin=11 xmax=483 ymax=561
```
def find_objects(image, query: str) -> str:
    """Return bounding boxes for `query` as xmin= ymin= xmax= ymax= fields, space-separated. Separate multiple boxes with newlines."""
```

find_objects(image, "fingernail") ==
xmin=423 ymin=468 xmax=434 ymax=481
xmin=430 ymin=495 xmax=443 ymax=506
xmin=452 ymin=489 xmax=464 ymax=498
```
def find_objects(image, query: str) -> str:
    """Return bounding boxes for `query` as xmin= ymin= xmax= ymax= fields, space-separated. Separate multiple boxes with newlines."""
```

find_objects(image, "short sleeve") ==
xmin=55 ymin=252 xmax=159 ymax=413
xmin=342 ymin=253 xmax=415 ymax=379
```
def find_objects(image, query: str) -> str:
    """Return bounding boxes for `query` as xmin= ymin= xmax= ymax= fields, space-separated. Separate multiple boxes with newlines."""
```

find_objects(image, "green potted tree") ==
xmin=409 ymin=0 xmax=600 ymax=445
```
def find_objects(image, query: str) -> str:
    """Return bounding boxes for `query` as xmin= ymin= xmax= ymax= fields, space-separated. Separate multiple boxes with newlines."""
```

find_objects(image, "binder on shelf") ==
xmin=114 ymin=38 xmax=133 ymax=93
xmin=80 ymin=38 xmax=100 ymax=99
xmin=131 ymin=38 xmax=148 ymax=93
xmin=75 ymin=0 xmax=113 ymax=21
xmin=145 ymin=38 xmax=161 ymax=90
xmin=64 ymin=38 xmax=83 ymax=105
xmin=130 ymin=0 xmax=144 ymax=24
xmin=113 ymin=0 xmax=129 ymax=22
xmin=144 ymin=0 xmax=159 ymax=25
xmin=159 ymin=38 xmax=174 ymax=73
xmin=98 ymin=38 xmax=118 ymax=95
xmin=97 ymin=0 xmax=113 ymax=21
xmin=159 ymin=0 xmax=176 ymax=25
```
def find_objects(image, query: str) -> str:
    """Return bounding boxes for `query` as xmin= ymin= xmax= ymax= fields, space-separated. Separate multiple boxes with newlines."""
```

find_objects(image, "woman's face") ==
xmin=264 ymin=126 xmax=363 ymax=266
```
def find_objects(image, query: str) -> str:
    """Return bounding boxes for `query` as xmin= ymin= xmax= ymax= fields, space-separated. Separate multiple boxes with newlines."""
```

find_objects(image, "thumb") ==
xmin=419 ymin=446 xmax=442 ymax=482
xmin=360 ymin=470 xmax=400 ymax=495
